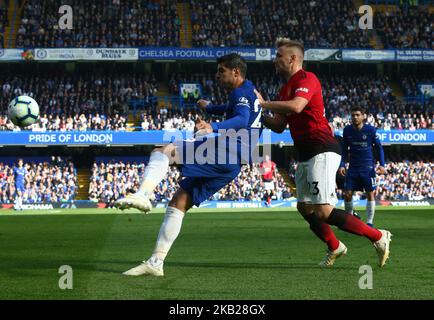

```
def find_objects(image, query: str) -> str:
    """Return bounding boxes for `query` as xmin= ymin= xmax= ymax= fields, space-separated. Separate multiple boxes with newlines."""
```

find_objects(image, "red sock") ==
xmin=328 ymin=209 xmax=382 ymax=242
xmin=305 ymin=213 xmax=340 ymax=251
xmin=319 ymin=223 xmax=340 ymax=251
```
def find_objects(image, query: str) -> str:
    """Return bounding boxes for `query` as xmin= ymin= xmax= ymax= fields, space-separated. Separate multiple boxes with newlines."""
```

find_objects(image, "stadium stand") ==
xmin=191 ymin=0 xmax=372 ymax=48
xmin=375 ymin=4 xmax=433 ymax=49
xmin=0 ymin=156 xmax=77 ymax=203
xmin=89 ymin=159 xmax=290 ymax=206
xmin=15 ymin=0 xmax=180 ymax=48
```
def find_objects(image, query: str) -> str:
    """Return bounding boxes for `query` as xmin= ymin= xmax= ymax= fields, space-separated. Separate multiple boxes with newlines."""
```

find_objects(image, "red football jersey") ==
xmin=278 ymin=69 xmax=340 ymax=161
xmin=260 ymin=160 xmax=276 ymax=181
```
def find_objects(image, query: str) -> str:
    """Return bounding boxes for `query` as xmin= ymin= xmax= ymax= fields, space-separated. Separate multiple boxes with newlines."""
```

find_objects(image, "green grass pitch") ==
xmin=0 ymin=207 xmax=433 ymax=300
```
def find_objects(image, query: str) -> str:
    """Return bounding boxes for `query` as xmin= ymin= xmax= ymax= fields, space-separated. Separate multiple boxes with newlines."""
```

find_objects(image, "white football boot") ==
xmin=373 ymin=229 xmax=392 ymax=267
xmin=319 ymin=241 xmax=348 ymax=267
xmin=122 ymin=257 xmax=164 ymax=277
xmin=114 ymin=193 xmax=152 ymax=213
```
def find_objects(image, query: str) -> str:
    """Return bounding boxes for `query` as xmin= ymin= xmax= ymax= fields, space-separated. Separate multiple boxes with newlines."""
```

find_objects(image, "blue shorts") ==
xmin=175 ymin=138 xmax=241 ymax=206
xmin=344 ymin=168 xmax=376 ymax=192
xmin=15 ymin=184 xmax=25 ymax=192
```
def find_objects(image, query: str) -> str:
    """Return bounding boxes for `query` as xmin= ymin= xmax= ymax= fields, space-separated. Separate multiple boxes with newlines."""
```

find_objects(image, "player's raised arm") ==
xmin=259 ymin=96 xmax=309 ymax=114
xmin=210 ymin=103 xmax=250 ymax=132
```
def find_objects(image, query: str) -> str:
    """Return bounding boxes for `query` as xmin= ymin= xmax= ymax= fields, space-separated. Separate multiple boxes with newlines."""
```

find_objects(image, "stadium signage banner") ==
xmin=1 ymin=130 xmax=433 ymax=146
xmin=396 ymin=50 xmax=434 ymax=61
xmin=0 ymin=49 xmax=24 ymax=61
xmin=139 ymin=47 xmax=340 ymax=61
xmin=304 ymin=49 xmax=340 ymax=61
xmin=34 ymin=48 xmax=139 ymax=61
xmin=341 ymin=49 xmax=396 ymax=61
xmin=334 ymin=130 xmax=434 ymax=144
xmin=377 ymin=200 xmax=434 ymax=206
xmin=139 ymin=47 xmax=258 ymax=60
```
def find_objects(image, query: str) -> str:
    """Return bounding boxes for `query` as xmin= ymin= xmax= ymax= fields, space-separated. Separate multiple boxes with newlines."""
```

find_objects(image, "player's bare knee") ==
xmin=313 ymin=204 xmax=333 ymax=221
xmin=168 ymin=189 xmax=192 ymax=213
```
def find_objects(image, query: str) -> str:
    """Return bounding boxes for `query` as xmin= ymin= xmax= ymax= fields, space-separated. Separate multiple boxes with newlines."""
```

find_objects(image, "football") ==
xmin=7 ymin=95 xmax=40 ymax=127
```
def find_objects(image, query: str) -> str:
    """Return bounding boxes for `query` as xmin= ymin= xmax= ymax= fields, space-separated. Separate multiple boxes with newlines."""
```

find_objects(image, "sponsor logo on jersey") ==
xmin=238 ymin=97 xmax=249 ymax=104
xmin=295 ymin=87 xmax=309 ymax=93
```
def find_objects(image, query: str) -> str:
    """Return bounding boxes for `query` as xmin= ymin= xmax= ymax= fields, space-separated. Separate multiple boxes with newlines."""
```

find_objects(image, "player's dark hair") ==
xmin=350 ymin=106 xmax=366 ymax=114
xmin=217 ymin=53 xmax=247 ymax=78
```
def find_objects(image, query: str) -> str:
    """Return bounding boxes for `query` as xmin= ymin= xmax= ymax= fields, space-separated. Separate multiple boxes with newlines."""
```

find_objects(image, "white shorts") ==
xmin=264 ymin=181 xmax=274 ymax=191
xmin=295 ymin=152 xmax=341 ymax=205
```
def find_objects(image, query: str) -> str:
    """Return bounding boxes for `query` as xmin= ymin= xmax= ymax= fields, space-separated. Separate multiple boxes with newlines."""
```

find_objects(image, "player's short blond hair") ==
xmin=275 ymin=37 xmax=305 ymax=58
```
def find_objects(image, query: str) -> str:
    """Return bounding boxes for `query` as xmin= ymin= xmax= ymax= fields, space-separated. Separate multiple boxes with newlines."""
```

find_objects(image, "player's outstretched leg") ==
xmin=123 ymin=206 xmax=185 ymax=276
xmin=115 ymin=146 xmax=173 ymax=213
xmin=326 ymin=208 xmax=392 ymax=267
xmin=123 ymin=189 xmax=191 ymax=276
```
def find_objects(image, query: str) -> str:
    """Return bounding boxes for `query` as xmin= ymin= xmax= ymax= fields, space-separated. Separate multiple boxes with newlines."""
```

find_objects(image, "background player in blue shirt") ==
xmin=13 ymin=158 xmax=27 ymax=210
xmin=115 ymin=53 xmax=263 ymax=276
xmin=338 ymin=106 xmax=386 ymax=227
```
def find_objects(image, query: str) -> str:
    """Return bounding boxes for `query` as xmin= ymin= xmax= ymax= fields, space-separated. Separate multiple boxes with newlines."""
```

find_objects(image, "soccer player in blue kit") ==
xmin=115 ymin=53 xmax=263 ymax=276
xmin=13 ymin=159 xmax=27 ymax=210
xmin=338 ymin=106 xmax=386 ymax=227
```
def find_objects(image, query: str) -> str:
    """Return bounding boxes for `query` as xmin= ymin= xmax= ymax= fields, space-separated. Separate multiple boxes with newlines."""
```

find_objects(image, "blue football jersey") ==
xmin=341 ymin=124 xmax=385 ymax=169
xmin=208 ymin=79 xmax=263 ymax=164
xmin=13 ymin=166 xmax=26 ymax=185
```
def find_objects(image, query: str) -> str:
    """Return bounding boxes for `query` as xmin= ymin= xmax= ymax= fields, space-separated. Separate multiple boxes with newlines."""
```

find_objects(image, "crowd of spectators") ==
xmin=0 ymin=113 xmax=128 ymax=131
xmin=89 ymin=160 xmax=291 ymax=206
xmin=321 ymin=75 xmax=434 ymax=130
xmin=0 ymin=71 xmax=157 ymax=131
xmin=168 ymin=72 xmax=434 ymax=131
xmin=3 ymin=0 xmax=432 ymax=49
xmin=140 ymin=108 xmax=224 ymax=131
xmin=374 ymin=160 xmax=434 ymax=201
xmin=191 ymin=0 xmax=372 ymax=48
xmin=1 ymin=71 xmax=432 ymax=131
xmin=16 ymin=0 xmax=180 ymax=48
xmin=375 ymin=5 xmax=433 ymax=49
xmin=0 ymin=156 xmax=77 ymax=203
xmin=401 ymin=76 xmax=433 ymax=97
xmin=90 ymin=157 xmax=433 ymax=205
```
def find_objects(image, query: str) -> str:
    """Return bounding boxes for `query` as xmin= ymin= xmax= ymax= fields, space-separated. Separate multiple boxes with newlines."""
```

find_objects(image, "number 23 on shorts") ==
xmin=307 ymin=181 xmax=320 ymax=195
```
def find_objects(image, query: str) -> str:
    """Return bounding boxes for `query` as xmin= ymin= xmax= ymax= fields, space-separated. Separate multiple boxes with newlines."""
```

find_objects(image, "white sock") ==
xmin=150 ymin=206 xmax=185 ymax=262
xmin=367 ymin=201 xmax=375 ymax=225
xmin=344 ymin=201 xmax=353 ymax=214
xmin=136 ymin=151 xmax=169 ymax=196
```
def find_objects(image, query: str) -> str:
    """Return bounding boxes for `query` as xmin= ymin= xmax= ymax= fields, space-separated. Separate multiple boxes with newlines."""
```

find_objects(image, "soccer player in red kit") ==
xmin=255 ymin=38 xmax=392 ymax=267
xmin=260 ymin=155 xmax=277 ymax=206
xmin=260 ymin=155 xmax=276 ymax=188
